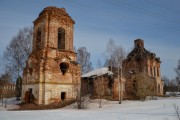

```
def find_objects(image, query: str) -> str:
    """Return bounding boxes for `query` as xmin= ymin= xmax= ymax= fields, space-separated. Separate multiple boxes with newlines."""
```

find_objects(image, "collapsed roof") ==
xmin=81 ymin=67 xmax=113 ymax=78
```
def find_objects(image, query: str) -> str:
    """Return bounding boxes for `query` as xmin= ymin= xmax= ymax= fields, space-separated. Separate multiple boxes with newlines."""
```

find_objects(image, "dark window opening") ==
xmin=58 ymin=28 xmax=65 ymax=50
xmin=29 ymin=88 xmax=33 ymax=103
xmin=154 ymin=67 xmax=156 ymax=77
xmin=29 ymin=68 xmax=33 ymax=75
xmin=60 ymin=62 xmax=69 ymax=75
xmin=157 ymin=68 xmax=159 ymax=77
xmin=108 ymin=77 xmax=114 ymax=89
xmin=150 ymin=66 xmax=153 ymax=77
xmin=61 ymin=92 xmax=66 ymax=101
xmin=88 ymin=80 xmax=94 ymax=95
xmin=29 ymin=88 xmax=32 ymax=94
xmin=36 ymin=29 xmax=41 ymax=50
xmin=132 ymin=80 xmax=137 ymax=91
xmin=158 ymin=84 xmax=160 ymax=94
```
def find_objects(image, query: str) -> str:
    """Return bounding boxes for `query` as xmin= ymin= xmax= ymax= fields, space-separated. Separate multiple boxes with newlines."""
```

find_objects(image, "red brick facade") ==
xmin=22 ymin=7 xmax=81 ymax=105
xmin=123 ymin=39 xmax=163 ymax=99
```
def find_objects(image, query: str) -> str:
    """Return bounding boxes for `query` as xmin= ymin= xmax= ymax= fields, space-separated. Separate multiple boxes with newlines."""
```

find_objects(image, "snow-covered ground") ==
xmin=0 ymin=97 xmax=180 ymax=120
xmin=0 ymin=98 xmax=20 ymax=111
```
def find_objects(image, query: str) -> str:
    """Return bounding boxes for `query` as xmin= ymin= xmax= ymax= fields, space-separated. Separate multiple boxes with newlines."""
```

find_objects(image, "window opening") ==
xmin=150 ymin=66 xmax=153 ymax=77
xmin=58 ymin=28 xmax=65 ymax=50
xmin=61 ymin=92 xmax=66 ymax=101
xmin=154 ymin=67 xmax=156 ymax=77
xmin=60 ymin=62 xmax=69 ymax=75
xmin=36 ymin=29 xmax=41 ymax=49
xmin=158 ymin=84 xmax=160 ymax=94
xmin=157 ymin=68 xmax=159 ymax=77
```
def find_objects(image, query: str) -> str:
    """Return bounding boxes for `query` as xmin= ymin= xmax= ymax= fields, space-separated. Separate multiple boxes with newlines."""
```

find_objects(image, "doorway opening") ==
xmin=61 ymin=92 xmax=66 ymax=101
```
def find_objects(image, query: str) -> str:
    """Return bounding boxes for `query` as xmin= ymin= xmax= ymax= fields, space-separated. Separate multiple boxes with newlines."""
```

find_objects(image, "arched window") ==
xmin=58 ymin=28 xmax=65 ymax=50
xmin=36 ymin=29 xmax=41 ymax=50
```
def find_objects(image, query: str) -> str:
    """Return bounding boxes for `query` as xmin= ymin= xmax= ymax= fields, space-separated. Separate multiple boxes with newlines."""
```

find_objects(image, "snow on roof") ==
xmin=81 ymin=67 xmax=113 ymax=78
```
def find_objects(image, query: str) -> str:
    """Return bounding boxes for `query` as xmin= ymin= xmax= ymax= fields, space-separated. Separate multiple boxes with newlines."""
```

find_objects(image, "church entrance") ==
xmin=24 ymin=88 xmax=34 ymax=103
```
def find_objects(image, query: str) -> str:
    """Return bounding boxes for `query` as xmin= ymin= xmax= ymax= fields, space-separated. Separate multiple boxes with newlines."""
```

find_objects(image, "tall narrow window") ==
xmin=157 ymin=68 xmax=159 ymax=77
xmin=36 ymin=29 xmax=41 ymax=50
xmin=154 ymin=67 xmax=156 ymax=77
xmin=150 ymin=66 xmax=153 ymax=77
xmin=158 ymin=84 xmax=160 ymax=94
xmin=58 ymin=28 xmax=65 ymax=50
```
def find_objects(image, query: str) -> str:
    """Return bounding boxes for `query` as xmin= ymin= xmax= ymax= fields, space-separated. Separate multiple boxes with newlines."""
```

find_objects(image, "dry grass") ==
xmin=13 ymin=100 xmax=76 ymax=110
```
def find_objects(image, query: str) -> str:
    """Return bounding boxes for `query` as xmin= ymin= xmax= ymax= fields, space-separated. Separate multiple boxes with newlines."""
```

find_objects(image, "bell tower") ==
xmin=22 ymin=7 xmax=81 ymax=105
xmin=33 ymin=6 xmax=74 ymax=52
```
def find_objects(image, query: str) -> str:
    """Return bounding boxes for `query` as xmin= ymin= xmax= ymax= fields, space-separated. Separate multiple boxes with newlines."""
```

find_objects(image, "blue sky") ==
xmin=0 ymin=0 xmax=180 ymax=79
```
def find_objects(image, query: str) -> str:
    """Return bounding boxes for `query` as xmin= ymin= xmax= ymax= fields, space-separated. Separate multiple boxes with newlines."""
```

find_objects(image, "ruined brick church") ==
xmin=22 ymin=7 xmax=81 ymax=105
xmin=81 ymin=39 xmax=164 ymax=101
xmin=22 ymin=7 xmax=164 ymax=105
xmin=123 ymin=39 xmax=164 ymax=99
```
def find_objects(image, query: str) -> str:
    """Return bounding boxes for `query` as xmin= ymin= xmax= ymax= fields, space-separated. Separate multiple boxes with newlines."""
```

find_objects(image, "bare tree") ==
xmin=76 ymin=81 xmax=90 ymax=109
xmin=104 ymin=39 xmax=126 ymax=67
xmin=176 ymin=59 xmax=180 ymax=92
xmin=113 ymin=45 xmax=126 ymax=67
xmin=176 ymin=77 xmax=180 ymax=92
xmin=168 ymin=79 xmax=177 ymax=96
xmin=94 ymin=76 xmax=105 ymax=108
xmin=16 ymin=76 xmax=22 ymax=100
xmin=104 ymin=39 xmax=115 ymax=71
xmin=76 ymin=46 xmax=93 ymax=108
xmin=0 ymin=72 xmax=11 ymax=84
xmin=97 ymin=59 xmax=102 ymax=68
xmin=0 ymin=72 xmax=14 ymax=105
xmin=2 ymin=27 xmax=33 ymax=80
xmin=162 ymin=76 xmax=170 ymax=86
xmin=113 ymin=45 xmax=126 ymax=104
xmin=162 ymin=76 xmax=170 ymax=95
xmin=74 ymin=72 xmax=89 ymax=109
xmin=76 ymin=46 xmax=93 ymax=75
xmin=0 ymin=73 xmax=10 ymax=102
xmin=176 ymin=59 xmax=180 ymax=78
xmin=104 ymin=39 xmax=126 ymax=104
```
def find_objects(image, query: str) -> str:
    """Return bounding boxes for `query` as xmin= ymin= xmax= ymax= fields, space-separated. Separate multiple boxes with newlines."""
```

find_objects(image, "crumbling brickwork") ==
xmin=123 ymin=39 xmax=164 ymax=99
xmin=81 ymin=68 xmax=126 ymax=101
xmin=22 ymin=7 xmax=81 ymax=105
